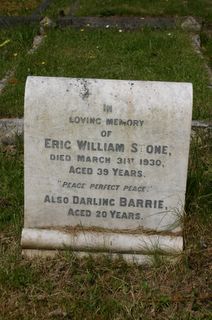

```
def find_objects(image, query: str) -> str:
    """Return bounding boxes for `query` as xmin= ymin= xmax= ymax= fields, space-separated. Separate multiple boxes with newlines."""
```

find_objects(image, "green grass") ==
xmin=3 ymin=0 xmax=210 ymax=20
xmin=0 ymin=128 xmax=211 ymax=319
xmin=0 ymin=139 xmax=23 ymax=232
xmin=0 ymin=5 xmax=211 ymax=318
xmin=0 ymin=26 xmax=38 ymax=79
xmin=45 ymin=0 xmax=76 ymax=18
xmin=0 ymin=91 xmax=211 ymax=320
xmin=0 ymin=149 xmax=211 ymax=318
xmin=186 ymin=131 xmax=212 ymax=219
xmin=200 ymin=32 xmax=212 ymax=69
xmin=47 ymin=0 xmax=212 ymax=21
xmin=0 ymin=28 xmax=211 ymax=119
xmin=0 ymin=0 xmax=42 ymax=16
xmin=0 ymin=248 xmax=211 ymax=319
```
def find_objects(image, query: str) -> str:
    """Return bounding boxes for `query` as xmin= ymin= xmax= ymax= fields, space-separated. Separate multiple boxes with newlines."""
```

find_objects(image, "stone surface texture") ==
xmin=0 ymin=118 xmax=23 ymax=144
xmin=181 ymin=16 xmax=201 ymax=32
xmin=22 ymin=76 xmax=192 ymax=257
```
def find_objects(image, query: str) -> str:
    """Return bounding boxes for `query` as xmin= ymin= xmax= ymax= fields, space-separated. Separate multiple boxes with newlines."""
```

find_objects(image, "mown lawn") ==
xmin=1 ymin=0 xmax=211 ymax=20
xmin=47 ymin=0 xmax=212 ymax=21
xmin=201 ymin=32 xmax=212 ymax=69
xmin=0 ymin=28 xmax=211 ymax=119
xmin=0 ymin=26 xmax=38 ymax=79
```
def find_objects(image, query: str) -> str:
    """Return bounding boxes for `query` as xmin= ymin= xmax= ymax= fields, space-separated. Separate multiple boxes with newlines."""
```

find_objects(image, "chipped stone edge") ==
xmin=0 ymin=118 xmax=24 ymax=145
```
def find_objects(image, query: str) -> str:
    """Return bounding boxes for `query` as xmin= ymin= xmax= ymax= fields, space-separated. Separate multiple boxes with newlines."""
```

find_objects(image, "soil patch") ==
xmin=0 ymin=0 xmax=42 ymax=16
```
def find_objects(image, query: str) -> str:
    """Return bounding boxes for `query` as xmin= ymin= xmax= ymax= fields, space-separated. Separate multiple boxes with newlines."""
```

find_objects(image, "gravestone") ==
xmin=21 ymin=76 xmax=192 ymax=263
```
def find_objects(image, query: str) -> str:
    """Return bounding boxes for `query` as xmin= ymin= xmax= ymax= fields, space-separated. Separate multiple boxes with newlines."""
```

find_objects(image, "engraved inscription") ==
xmin=24 ymin=77 xmax=192 ymax=231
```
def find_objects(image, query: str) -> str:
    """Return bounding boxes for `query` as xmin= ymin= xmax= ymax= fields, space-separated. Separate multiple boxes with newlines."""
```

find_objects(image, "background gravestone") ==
xmin=22 ymin=76 xmax=192 ymax=262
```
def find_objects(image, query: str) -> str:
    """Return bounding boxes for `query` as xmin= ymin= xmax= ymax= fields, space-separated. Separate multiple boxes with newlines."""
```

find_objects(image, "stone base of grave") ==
xmin=21 ymin=228 xmax=182 ymax=265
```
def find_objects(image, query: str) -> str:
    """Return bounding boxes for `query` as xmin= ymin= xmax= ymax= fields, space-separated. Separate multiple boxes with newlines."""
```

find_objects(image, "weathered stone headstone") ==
xmin=22 ymin=76 xmax=192 ymax=263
